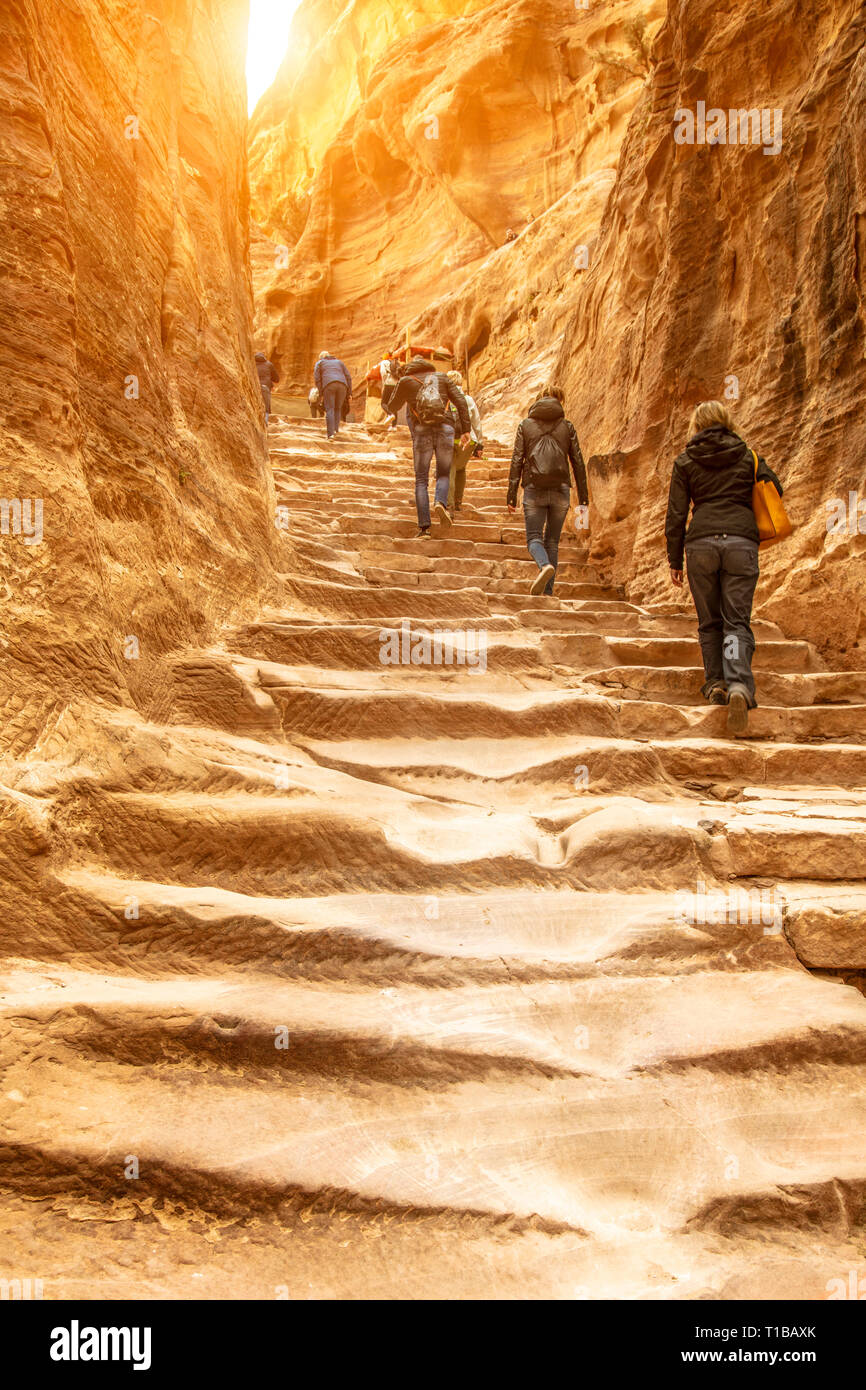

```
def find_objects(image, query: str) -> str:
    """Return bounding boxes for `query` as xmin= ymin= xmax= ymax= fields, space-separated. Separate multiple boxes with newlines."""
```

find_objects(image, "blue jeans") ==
xmin=323 ymin=381 xmax=346 ymax=437
xmin=523 ymin=484 xmax=570 ymax=593
xmin=413 ymin=422 xmax=454 ymax=528
xmin=685 ymin=534 xmax=760 ymax=704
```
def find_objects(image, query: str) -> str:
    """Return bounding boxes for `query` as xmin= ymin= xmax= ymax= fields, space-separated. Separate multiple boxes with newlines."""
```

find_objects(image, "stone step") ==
xmin=227 ymin=619 xmax=801 ymax=672
xmin=587 ymin=666 xmax=866 ymax=707
xmin=331 ymin=530 xmax=595 ymax=565
xmin=354 ymin=548 xmax=600 ymax=583
xmin=552 ymin=633 xmax=820 ymax=674
xmin=295 ymin=727 xmax=866 ymax=796
xmin=65 ymin=789 xmax=866 ymax=895
xmin=55 ymin=870 xmax=866 ymax=980
xmin=363 ymin=568 xmax=614 ymax=601
xmin=8 ymin=957 xmax=866 ymax=1252
xmin=252 ymin=676 xmax=866 ymax=744
xmin=327 ymin=514 xmax=587 ymax=549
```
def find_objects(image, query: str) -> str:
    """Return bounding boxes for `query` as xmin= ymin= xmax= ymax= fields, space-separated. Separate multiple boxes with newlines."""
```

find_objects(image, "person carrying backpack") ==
xmin=385 ymin=356 xmax=471 ymax=538
xmin=665 ymin=399 xmax=784 ymax=735
xmin=445 ymin=371 xmax=484 ymax=515
xmin=255 ymin=351 xmax=280 ymax=425
xmin=507 ymin=386 xmax=588 ymax=594
xmin=314 ymin=351 xmax=353 ymax=438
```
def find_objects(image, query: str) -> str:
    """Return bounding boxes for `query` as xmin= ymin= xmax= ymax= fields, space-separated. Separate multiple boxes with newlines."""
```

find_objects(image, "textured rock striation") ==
xmin=248 ymin=0 xmax=664 ymax=388
xmin=0 ymin=0 xmax=277 ymax=755
xmin=557 ymin=0 xmax=866 ymax=669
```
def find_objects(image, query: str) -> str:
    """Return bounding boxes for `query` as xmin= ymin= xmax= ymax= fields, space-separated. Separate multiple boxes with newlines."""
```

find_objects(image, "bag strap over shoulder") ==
xmin=750 ymin=448 xmax=759 ymax=480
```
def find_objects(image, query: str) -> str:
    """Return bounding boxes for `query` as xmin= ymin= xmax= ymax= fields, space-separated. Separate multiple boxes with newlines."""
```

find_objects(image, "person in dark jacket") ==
xmin=313 ymin=351 xmax=353 ymax=438
xmin=665 ymin=399 xmax=783 ymax=735
xmin=255 ymin=351 xmax=280 ymax=424
xmin=507 ymin=387 xmax=589 ymax=595
xmin=385 ymin=356 xmax=471 ymax=538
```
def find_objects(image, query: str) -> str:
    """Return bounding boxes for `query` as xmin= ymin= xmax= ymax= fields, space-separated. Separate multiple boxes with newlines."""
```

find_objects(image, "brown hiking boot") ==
xmin=727 ymin=688 xmax=749 ymax=735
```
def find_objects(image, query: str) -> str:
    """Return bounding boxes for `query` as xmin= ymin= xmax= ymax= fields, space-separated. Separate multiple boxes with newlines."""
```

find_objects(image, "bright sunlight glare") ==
xmin=246 ymin=0 xmax=303 ymax=115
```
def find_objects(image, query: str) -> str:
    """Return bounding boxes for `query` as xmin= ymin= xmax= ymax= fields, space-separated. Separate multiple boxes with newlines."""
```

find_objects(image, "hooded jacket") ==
xmin=507 ymin=397 xmax=588 ymax=508
xmin=665 ymin=426 xmax=783 ymax=568
xmin=314 ymin=355 xmax=352 ymax=394
xmin=255 ymin=353 xmax=280 ymax=390
xmin=385 ymin=356 xmax=470 ymax=435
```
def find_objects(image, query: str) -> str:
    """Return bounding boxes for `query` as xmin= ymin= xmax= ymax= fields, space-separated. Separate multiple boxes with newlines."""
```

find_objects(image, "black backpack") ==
xmin=527 ymin=421 xmax=570 ymax=487
xmin=413 ymin=373 xmax=448 ymax=425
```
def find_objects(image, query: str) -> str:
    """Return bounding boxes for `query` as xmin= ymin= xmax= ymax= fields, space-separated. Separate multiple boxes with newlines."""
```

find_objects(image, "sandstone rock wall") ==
xmin=248 ymin=0 xmax=493 ymax=239
xmin=557 ymin=0 xmax=866 ymax=668
xmin=0 ymin=0 xmax=276 ymax=755
xmin=249 ymin=0 xmax=663 ymax=389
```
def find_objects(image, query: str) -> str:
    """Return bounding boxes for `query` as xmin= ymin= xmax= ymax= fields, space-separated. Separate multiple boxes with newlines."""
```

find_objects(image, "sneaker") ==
xmin=530 ymin=564 xmax=555 ymax=595
xmin=707 ymin=684 xmax=728 ymax=706
xmin=411 ymin=528 xmax=431 ymax=541
xmin=433 ymin=503 xmax=452 ymax=530
xmin=727 ymin=688 xmax=749 ymax=735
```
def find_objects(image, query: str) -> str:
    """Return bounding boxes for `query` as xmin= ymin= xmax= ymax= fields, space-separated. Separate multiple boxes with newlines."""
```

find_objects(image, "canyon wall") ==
xmin=249 ymin=0 xmax=664 ymax=389
xmin=0 ymin=0 xmax=276 ymax=755
xmin=558 ymin=0 xmax=866 ymax=667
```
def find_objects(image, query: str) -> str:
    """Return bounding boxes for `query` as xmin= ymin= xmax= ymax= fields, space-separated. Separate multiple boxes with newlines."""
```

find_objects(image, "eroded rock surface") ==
xmin=249 ymin=0 xmax=663 ymax=387
xmin=0 ymin=0 xmax=276 ymax=754
xmin=558 ymin=0 xmax=866 ymax=669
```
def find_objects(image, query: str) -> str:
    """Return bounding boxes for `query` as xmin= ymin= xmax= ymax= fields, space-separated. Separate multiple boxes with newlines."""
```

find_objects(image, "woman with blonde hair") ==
xmin=665 ymin=400 xmax=783 ymax=735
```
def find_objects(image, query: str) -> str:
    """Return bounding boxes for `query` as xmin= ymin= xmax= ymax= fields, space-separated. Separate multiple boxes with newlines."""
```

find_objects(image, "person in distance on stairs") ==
xmin=254 ymin=351 xmax=280 ymax=426
xmin=507 ymin=385 xmax=589 ymax=595
xmin=665 ymin=399 xmax=784 ymax=737
xmin=385 ymin=355 xmax=471 ymax=539
xmin=445 ymin=371 xmax=484 ymax=516
xmin=314 ymin=350 xmax=353 ymax=439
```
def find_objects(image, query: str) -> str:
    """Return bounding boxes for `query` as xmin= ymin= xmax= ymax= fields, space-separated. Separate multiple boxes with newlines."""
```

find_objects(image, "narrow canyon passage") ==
xmin=2 ymin=0 xmax=865 ymax=1315
xmin=3 ymin=420 xmax=866 ymax=1299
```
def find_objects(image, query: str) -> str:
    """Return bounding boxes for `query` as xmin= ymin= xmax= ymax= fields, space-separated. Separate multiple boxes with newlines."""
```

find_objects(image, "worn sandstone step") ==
xmin=65 ymin=786 xmax=866 ymax=894
xmin=340 ymin=533 xmax=594 ymax=564
xmin=352 ymin=549 xmax=600 ymax=582
xmin=588 ymin=666 xmax=866 ymax=707
xmin=223 ymin=622 xmax=811 ymax=675
xmin=293 ymin=733 xmax=866 ymax=796
xmin=257 ymin=679 xmax=866 ymax=743
xmin=53 ymin=872 xmax=866 ymax=983
xmin=4 ymin=963 xmax=866 ymax=1239
xmin=363 ymin=569 xmax=613 ymax=601
xmin=47 ymin=875 xmax=778 ymax=977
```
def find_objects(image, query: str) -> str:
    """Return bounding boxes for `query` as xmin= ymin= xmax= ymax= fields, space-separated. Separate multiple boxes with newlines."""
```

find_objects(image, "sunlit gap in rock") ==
xmin=246 ymin=0 xmax=301 ymax=114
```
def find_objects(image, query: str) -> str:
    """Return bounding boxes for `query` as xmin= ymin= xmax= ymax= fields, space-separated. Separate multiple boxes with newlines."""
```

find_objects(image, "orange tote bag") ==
xmin=751 ymin=449 xmax=792 ymax=545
